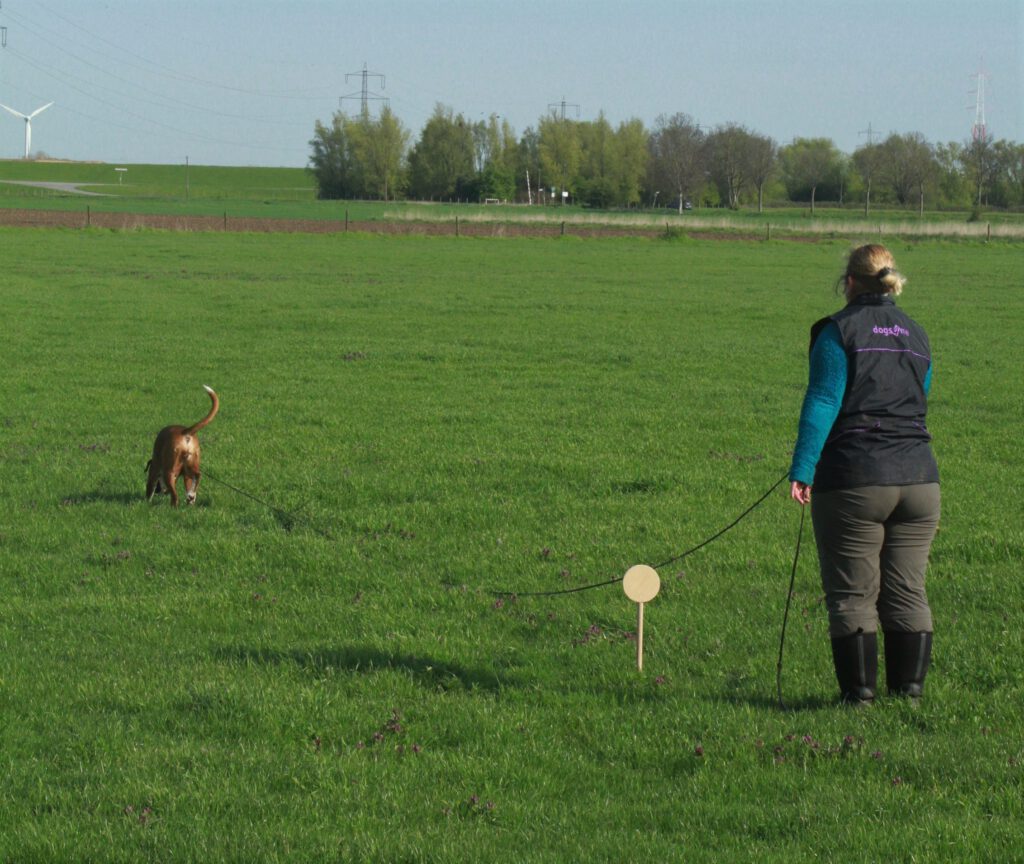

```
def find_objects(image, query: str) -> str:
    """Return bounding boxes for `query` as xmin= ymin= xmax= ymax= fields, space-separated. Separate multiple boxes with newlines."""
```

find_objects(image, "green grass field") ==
xmin=0 ymin=160 xmax=315 ymax=199
xmin=1 ymin=227 xmax=1022 ymax=861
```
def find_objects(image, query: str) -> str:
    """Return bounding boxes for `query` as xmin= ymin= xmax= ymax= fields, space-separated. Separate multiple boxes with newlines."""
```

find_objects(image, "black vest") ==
xmin=810 ymin=294 xmax=939 ymax=492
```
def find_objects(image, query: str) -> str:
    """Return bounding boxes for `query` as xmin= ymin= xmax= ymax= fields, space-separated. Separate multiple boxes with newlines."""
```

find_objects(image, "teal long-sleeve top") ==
xmin=789 ymin=322 xmax=933 ymax=486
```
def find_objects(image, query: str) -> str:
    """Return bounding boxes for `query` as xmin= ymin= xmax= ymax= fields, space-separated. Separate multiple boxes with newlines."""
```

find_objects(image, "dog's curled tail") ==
xmin=185 ymin=385 xmax=219 ymax=435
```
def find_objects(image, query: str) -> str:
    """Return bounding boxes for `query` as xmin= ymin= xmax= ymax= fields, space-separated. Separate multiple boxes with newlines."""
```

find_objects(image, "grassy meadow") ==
xmin=0 ymin=160 xmax=315 ymax=200
xmin=0 ymin=226 xmax=1022 ymax=861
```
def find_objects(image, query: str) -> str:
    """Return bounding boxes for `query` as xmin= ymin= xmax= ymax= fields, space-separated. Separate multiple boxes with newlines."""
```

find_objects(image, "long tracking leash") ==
xmin=776 ymin=503 xmax=806 ymax=711
xmin=202 ymin=468 xmax=335 ymax=540
xmin=491 ymin=470 xmax=790 ymax=597
xmin=486 ymin=468 xmax=807 ymax=710
xmin=203 ymin=463 xmax=807 ymax=709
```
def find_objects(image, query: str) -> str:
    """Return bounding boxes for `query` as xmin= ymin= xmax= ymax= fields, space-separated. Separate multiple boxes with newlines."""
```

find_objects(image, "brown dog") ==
xmin=145 ymin=386 xmax=219 ymax=506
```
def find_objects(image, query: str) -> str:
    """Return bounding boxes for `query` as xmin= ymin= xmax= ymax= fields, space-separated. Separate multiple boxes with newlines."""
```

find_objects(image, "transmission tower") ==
xmin=970 ymin=65 xmax=989 ymax=143
xmin=858 ymin=123 xmax=878 ymax=145
xmin=548 ymin=96 xmax=580 ymax=120
xmin=341 ymin=63 xmax=388 ymax=115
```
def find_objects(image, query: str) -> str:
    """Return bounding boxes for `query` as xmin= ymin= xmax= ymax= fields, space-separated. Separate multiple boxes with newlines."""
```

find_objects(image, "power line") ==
xmin=4 ymin=44 xmax=296 ymax=153
xmin=3 ymin=35 xmax=299 ymax=129
xmin=22 ymin=1 xmax=329 ymax=100
xmin=0 ymin=4 xmax=309 ymax=160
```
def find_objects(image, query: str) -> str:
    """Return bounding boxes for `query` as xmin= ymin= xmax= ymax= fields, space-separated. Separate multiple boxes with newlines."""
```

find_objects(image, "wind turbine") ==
xmin=0 ymin=102 xmax=54 ymax=159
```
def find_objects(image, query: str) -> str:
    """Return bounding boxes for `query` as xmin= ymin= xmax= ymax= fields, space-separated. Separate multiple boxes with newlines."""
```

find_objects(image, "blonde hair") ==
xmin=839 ymin=244 xmax=906 ymax=300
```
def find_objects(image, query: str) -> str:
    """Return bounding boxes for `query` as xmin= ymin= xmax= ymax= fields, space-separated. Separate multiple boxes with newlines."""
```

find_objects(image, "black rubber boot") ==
xmin=830 ymin=630 xmax=878 ymax=705
xmin=884 ymin=631 xmax=932 ymax=699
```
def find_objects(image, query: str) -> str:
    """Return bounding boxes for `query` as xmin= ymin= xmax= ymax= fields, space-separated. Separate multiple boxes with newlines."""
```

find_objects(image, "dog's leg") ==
xmin=146 ymin=459 xmax=160 ymax=501
xmin=183 ymin=448 xmax=202 ymax=505
xmin=165 ymin=469 xmax=180 ymax=507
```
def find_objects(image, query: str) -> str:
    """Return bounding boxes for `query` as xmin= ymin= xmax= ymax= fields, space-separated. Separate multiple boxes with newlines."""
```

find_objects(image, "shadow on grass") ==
xmin=216 ymin=645 xmax=518 ymax=692
xmin=713 ymin=692 xmax=836 ymax=712
xmin=61 ymin=485 xmax=218 ymax=506
xmin=61 ymin=489 xmax=141 ymax=506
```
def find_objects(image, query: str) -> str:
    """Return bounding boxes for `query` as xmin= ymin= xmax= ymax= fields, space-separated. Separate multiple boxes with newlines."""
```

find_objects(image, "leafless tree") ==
xmin=706 ymin=123 xmax=751 ymax=209
xmin=852 ymin=143 xmax=884 ymax=215
xmin=648 ymin=113 xmax=706 ymax=212
xmin=959 ymin=135 xmax=999 ymax=207
xmin=881 ymin=132 xmax=936 ymax=214
xmin=744 ymin=133 xmax=777 ymax=213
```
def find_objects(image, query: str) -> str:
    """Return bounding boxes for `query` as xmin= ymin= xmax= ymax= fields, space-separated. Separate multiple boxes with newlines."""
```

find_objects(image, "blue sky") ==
xmin=0 ymin=0 xmax=1019 ymax=166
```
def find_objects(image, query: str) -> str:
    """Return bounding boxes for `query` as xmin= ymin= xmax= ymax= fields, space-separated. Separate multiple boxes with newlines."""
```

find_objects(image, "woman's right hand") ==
xmin=790 ymin=481 xmax=812 ymax=506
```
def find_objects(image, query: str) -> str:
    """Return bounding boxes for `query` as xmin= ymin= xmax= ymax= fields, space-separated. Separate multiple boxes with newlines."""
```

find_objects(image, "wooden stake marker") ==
xmin=623 ymin=564 xmax=660 ymax=671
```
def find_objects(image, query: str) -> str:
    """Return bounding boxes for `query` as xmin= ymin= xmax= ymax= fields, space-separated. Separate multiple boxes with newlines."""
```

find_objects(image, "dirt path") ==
xmin=0 ymin=180 xmax=110 ymax=196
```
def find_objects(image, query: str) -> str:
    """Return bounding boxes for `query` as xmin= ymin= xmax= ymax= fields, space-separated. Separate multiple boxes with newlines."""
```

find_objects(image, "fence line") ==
xmin=0 ymin=206 xmax=1019 ymax=240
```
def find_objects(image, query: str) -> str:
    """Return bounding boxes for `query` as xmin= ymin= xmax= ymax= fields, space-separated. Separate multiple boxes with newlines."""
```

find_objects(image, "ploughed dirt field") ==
xmin=0 ymin=206 xmax=772 ymax=241
xmin=0 ymin=206 xmax=661 ymax=237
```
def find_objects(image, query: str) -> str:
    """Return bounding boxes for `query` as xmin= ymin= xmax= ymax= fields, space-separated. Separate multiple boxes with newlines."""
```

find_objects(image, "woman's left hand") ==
xmin=790 ymin=481 xmax=812 ymax=505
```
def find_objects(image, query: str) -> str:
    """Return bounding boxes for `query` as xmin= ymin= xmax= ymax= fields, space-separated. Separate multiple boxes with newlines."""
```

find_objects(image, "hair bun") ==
xmin=876 ymin=267 xmax=892 ymax=279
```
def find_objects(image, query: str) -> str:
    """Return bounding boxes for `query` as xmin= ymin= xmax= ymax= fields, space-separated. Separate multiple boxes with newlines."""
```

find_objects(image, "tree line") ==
xmin=309 ymin=105 xmax=1024 ymax=212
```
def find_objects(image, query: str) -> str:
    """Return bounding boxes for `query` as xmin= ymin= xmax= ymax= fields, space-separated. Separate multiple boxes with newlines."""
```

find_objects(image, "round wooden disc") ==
xmin=623 ymin=565 xmax=660 ymax=603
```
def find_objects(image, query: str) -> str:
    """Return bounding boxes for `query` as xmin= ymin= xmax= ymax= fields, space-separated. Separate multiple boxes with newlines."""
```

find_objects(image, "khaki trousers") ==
xmin=811 ymin=484 xmax=940 ymax=638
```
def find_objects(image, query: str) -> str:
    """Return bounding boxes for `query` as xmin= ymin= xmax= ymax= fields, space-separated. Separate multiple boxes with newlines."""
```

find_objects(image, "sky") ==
xmin=0 ymin=0 xmax=1019 ymax=167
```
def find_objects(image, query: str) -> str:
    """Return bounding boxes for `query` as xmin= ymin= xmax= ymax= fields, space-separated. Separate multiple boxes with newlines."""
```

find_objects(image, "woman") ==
xmin=790 ymin=244 xmax=939 ymax=705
